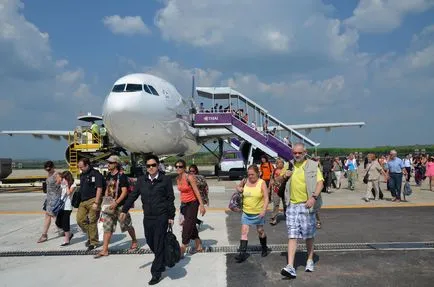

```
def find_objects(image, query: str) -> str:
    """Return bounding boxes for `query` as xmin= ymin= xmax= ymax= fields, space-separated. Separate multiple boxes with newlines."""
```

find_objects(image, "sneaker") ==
xmin=281 ymin=265 xmax=296 ymax=278
xmin=305 ymin=259 xmax=314 ymax=272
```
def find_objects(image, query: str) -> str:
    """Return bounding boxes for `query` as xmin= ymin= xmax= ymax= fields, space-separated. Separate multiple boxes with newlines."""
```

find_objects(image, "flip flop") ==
xmin=127 ymin=241 xmax=139 ymax=253
xmin=94 ymin=253 xmax=109 ymax=259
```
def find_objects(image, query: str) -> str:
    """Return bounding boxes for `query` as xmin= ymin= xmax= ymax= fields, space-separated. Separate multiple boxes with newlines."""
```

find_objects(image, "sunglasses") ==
xmin=189 ymin=170 xmax=196 ymax=173
xmin=146 ymin=163 xmax=157 ymax=168
xmin=175 ymin=165 xmax=184 ymax=169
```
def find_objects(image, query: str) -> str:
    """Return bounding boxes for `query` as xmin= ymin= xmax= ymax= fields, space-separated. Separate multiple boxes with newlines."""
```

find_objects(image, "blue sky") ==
xmin=1 ymin=0 xmax=434 ymax=159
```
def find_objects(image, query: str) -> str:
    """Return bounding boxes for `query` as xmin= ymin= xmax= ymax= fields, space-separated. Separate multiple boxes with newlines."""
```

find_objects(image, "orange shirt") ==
xmin=177 ymin=174 xmax=197 ymax=203
xmin=260 ymin=162 xmax=274 ymax=181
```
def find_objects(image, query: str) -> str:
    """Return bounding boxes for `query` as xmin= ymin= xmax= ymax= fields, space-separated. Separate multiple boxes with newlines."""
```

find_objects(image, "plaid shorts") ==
xmin=102 ymin=207 xmax=133 ymax=233
xmin=286 ymin=203 xmax=316 ymax=239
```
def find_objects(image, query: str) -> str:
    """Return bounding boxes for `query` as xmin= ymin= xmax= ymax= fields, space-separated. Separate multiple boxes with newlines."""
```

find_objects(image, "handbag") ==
xmin=52 ymin=193 xmax=68 ymax=216
xmin=228 ymin=178 xmax=246 ymax=212
xmin=164 ymin=225 xmax=181 ymax=267
xmin=71 ymin=186 xmax=81 ymax=208
xmin=363 ymin=164 xmax=372 ymax=184
xmin=228 ymin=191 xmax=243 ymax=212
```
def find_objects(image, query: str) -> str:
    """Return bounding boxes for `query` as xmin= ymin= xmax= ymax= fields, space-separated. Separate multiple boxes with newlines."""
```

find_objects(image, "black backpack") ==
xmin=164 ymin=225 xmax=181 ymax=267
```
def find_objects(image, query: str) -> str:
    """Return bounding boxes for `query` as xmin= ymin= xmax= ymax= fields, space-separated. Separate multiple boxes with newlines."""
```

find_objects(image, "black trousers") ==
xmin=143 ymin=215 xmax=168 ymax=277
xmin=55 ymin=210 xmax=72 ymax=232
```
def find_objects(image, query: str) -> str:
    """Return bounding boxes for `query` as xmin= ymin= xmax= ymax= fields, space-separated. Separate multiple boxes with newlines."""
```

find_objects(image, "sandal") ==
xmin=37 ymin=234 xmax=48 ymax=243
xmin=127 ymin=241 xmax=139 ymax=253
xmin=316 ymin=221 xmax=322 ymax=229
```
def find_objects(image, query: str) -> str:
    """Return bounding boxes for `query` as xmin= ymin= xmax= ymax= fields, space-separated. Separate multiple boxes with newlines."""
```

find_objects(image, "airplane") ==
xmin=1 ymin=73 xmax=365 ymax=171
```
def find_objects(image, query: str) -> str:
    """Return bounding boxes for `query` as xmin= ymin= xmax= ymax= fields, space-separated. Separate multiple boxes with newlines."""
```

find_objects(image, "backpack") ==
xmin=164 ymin=225 xmax=181 ymax=267
xmin=186 ymin=174 xmax=209 ymax=206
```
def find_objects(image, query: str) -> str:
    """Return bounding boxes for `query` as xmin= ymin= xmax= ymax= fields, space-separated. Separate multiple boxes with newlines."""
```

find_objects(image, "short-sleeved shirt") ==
xmin=290 ymin=161 xmax=324 ymax=204
xmin=106 ymin=172 xmax=129 ymax=206
xmin=346 ymin=159 xmax=357 ymax=171
xmin=387 ymin=158 xmax=404 ymax=173
xmin=367 ymin=160 xmax=383 ymax=181
xmin=80 ymin=168 xmax=104 ymax=201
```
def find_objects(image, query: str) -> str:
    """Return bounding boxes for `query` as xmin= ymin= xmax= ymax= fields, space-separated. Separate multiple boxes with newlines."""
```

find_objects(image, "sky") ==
xmin=0 ymin=0 xmax=434 ymax=160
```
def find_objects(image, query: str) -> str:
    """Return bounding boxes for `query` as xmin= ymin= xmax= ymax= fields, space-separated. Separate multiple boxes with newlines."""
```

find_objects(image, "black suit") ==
xmin=123 ymin=173 xmax=175 ymax=277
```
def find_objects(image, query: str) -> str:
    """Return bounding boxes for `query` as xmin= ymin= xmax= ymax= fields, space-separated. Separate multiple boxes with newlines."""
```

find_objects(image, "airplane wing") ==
xmin=287 ymin=122 xmax=365 ymax=134
xmin=0 ymin=130 xmax=73 ymax=141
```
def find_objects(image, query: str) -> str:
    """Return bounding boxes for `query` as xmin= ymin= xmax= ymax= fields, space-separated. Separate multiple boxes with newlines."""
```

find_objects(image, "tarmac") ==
xmin=1 ymin=169 xmax=434 ymax=286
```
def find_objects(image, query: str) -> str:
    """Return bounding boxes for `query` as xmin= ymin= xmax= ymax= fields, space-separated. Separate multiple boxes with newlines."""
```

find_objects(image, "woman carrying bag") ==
xmin=234 ymin=164 xmax=270 ymax=263
xmin=175 ymin=159 xmax=206 ymax=257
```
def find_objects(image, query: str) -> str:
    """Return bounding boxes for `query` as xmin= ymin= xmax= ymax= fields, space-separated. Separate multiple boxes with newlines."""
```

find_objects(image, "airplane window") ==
xmin=112 ymin=84 xmax=125 ymax=92
xmin=125 ymin=84 xmax=143 ymax=92
xmin=148 ymin=85 xmax=159 ymax=96
xmin=143 ymin=85 xmax=152 ymax=94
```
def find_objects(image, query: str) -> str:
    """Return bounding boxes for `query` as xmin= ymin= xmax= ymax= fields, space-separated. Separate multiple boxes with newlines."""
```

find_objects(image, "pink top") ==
xmin=426 ymin=162 xmax=434 ymax=176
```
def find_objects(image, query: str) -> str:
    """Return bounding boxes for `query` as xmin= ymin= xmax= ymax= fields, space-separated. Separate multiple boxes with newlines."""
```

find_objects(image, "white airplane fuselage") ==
xmin=102 ymin=73 xmax=201 ymax=156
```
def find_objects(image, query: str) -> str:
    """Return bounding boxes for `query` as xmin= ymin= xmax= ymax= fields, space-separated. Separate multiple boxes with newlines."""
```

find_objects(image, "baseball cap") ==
xmin=107 ymin=155 xmax=120 ymax=163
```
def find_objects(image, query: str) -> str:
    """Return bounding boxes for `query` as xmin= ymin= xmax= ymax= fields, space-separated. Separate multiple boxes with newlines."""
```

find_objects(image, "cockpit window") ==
xmin=112 ymin=84 xmax=125 ymax=92
xmin=125 ymin=84 xmax=143 ymax=92
xmin=143 ymin=85 xmax=152 ymax=94
xmin=148 ymin=85 xmax=159 ymax=96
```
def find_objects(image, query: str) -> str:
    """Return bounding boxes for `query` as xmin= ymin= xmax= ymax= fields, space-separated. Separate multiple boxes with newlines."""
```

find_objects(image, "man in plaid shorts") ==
xmin=280 ymin=143 xmax=324 ymax=279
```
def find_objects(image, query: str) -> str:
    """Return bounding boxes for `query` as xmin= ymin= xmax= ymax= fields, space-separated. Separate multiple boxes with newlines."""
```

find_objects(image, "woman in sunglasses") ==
xmin=188 ymin=164 xmax=210 ymax=228
xmin=37 ymin=161 xmax=61 ymax=243
xmin=234 ymin=164 xmax=270 ymax=263
xmin=175 ymin=159 xmax=206 ymax=256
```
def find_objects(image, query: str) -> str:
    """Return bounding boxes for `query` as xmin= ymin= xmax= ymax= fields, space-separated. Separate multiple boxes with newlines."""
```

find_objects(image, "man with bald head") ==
xmin=280 ymin=143 xmax=324 ymax=279
xmin=386 ymin=150 xmax=407 ymax=202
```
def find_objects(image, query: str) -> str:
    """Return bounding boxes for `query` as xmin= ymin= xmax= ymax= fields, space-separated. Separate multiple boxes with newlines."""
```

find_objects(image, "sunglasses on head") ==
xmin=146 ymin=163 xmax=157 ymax=168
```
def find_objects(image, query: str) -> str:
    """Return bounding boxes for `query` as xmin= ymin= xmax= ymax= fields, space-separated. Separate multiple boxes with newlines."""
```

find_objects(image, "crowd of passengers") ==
xmin=37 ymin=148 xmax=434 ymax=285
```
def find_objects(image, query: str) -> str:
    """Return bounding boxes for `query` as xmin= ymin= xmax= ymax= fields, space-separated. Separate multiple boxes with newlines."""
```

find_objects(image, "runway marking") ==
xmin=2 ymin=203 xmax=434 ymax=215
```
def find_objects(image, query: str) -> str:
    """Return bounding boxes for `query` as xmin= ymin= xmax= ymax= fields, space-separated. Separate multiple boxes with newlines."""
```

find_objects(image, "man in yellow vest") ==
xmin=280 ymin=143 xmax=324 ymax=279
xmin=90 ymin=121 xmax=100 ymax=144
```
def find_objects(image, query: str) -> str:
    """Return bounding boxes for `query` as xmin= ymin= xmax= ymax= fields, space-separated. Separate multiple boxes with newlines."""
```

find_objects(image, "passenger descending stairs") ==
xmin=194 ymin=87 xmax=319 ymax=161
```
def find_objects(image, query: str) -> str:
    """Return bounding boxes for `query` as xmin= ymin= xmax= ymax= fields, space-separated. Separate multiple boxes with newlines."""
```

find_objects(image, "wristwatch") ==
xmin=312 ymin=195 xmax=318 ymax=200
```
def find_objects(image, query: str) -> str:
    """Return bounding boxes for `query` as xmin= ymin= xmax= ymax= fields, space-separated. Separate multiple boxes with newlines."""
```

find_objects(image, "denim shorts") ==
xmin=241 ymin=212 xmax=265 ymax=226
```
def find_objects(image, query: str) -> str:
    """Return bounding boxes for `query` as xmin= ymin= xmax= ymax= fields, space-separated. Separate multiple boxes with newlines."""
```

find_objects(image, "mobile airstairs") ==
xmin=193 ymin=87 xmax=319 ymax=165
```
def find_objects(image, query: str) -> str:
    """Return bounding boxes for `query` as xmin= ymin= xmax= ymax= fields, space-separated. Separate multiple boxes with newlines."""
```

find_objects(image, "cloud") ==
xmin=154 ymin=0 xmax=358 ymax=61
xmin=103 ymin=15 xmax=151 ymax=35
xmin=345 ymin=0 xmax=434 ymax=33
xmin=0 ymin=0 xmax=102 ymax=122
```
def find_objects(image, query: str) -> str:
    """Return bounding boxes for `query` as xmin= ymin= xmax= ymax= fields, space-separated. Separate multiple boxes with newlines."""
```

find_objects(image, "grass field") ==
xmin=9 ymin=144 xmax=433 ymax=168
